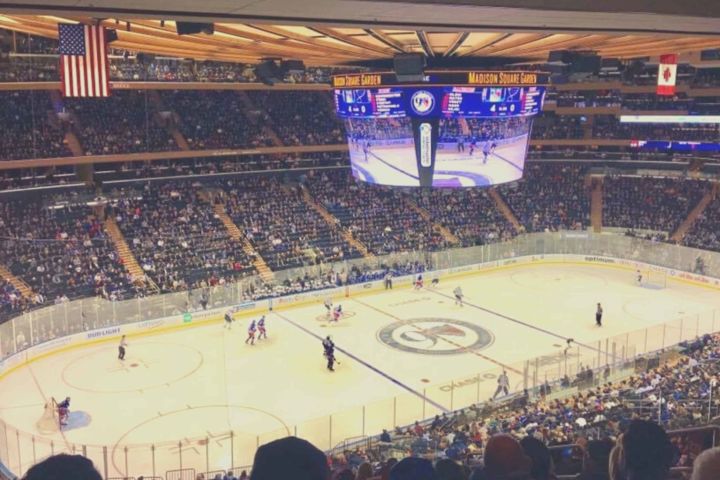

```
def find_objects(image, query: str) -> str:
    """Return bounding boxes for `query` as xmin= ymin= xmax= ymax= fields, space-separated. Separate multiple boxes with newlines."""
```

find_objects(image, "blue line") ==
xmin=368 ymin=151 xmax=420 ymax=181
xmin=492 ymin=151 xmax=524 ymax=173
xmin=423 ymin=288 xmax=617 ymax=361
xmin=271 ymin=311 xmax=449 ymax=413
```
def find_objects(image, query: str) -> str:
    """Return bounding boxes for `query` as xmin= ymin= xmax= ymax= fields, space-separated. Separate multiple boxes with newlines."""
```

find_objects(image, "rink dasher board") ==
xmin=2 ymin=253 xmax=719 ymax=380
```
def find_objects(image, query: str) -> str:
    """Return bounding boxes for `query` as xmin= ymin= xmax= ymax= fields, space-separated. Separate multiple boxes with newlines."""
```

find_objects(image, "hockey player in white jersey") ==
xmin=454 ymin=286 xmax=464 ymax=307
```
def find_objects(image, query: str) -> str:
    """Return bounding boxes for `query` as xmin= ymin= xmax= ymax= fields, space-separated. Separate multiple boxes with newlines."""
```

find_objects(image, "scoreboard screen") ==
xmin=334 ymin=86 xmax=546 ymax=119
xmin=332 ymin=70 xmax=547 ymax=188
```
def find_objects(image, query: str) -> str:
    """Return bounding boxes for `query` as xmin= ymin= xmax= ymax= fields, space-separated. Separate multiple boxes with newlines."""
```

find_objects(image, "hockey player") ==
xmin=323 ymin=336 xmax=336 ymax=371
xmin=331 ymin=305 xmax=343 ymax=323
xmin=482 ymin=141 xmax=493 ymax=164
xmin=224 ymin=308 xmax=234 ymax=330
xmin=245 ymin=319 xmax=257 ymax=345
xmin=414 ymin=274 xmax=424 ymax=290
xmin=453 ymin=286 xmax=464 ymax=307
xmin=257 ymin=315 xmax=267 ymax=340
xmin=57 ymin=397 xmax=70 ymax=426
xmin=636 ymin=270 xmax=643 ymax=286
xmin=322 ymin=335 xmax=335 ymax=354
xmin=323 ymin=297 xmax=333 ymax=319
xmin=118 ymin=335 xmax=127 ymax=360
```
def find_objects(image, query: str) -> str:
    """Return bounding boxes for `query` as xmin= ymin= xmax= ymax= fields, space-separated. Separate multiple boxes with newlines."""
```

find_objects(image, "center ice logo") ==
xmin=377 ymin=318 xmax=493 ymax=355
xmin=410 ymin=90 xmax=435 ymax=115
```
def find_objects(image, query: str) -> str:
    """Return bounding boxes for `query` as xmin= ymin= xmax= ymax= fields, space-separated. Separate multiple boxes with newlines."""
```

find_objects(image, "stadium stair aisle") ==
xmin=103 ymin=217 xmax=160 ymax=294
xmin=590 ymin=176 xmax=604 ymax=233
xmin=49 ymin=91 xmax=85 ymax=156
xmin=488 ymin=187 xmax=523 ymax=234
xmin=671 ymin=182 xmax=719 ymax=243
xmin=235 ymin=91 xmax=285 ymax=146
xmin=0 ymin=263 xmax=33 ymax=299
xmin=210 ymin=202 xmax=275 ymax=282
xmin=405 ymin=198 xmax=461 ymax=246
xmin=298 ymin=184 xmax=374 ymax=258
xmin=147 ymin=91 xmax=190 ymax=151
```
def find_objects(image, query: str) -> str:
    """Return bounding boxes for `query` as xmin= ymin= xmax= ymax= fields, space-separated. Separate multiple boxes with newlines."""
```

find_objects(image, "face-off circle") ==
xmin=314 ymin=310 xmax=357 ymax=322
xmin=377 ymin=318 xmax=493 ymax=355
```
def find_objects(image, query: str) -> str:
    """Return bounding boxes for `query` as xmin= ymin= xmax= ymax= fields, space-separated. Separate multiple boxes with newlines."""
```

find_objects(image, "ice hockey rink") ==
xmin=350 ymin=136 xmax=528 ymax=187
xmin=2 ymin=262 xmax=720 ymax=477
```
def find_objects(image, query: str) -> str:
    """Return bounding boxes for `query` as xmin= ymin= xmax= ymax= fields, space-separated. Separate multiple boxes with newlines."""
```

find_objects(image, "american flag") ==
xmin=58 ymin=24 xmax=110 ymax=98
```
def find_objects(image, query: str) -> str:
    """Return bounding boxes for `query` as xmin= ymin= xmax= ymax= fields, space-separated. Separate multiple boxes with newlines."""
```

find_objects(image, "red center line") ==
xmin=350 ymin=297 xmax=523 ymax=375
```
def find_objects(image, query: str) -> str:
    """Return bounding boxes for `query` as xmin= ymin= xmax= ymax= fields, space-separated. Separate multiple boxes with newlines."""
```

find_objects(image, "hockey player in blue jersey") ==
xmin=257 ymin=316 xmax=267 ymax=340
xmin=245 ymin=319 xmax=257 ymax=345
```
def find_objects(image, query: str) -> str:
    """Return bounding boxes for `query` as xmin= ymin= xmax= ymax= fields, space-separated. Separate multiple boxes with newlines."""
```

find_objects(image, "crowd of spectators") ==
xmin=603 ymin=176 xmax=711 ymax=235
xmin=0 ymin=279 xmax=26 ymax=320
xmin=249 ymin=91 xmax=346 ymax=145
xmin=303 ymin=170 xmax=449 ymax=255
xmin=0 ymin=92 xmax=70 ymax=160
xmin=324 ymin=332 xmax=720 ymax=479
xmin=109 ymin=181 xmax=256 ymax=292
xmin=217 ymin=175 xmax=362 ymax=270
xmin=3 ymin=167 xmax=720 ymax=310
xmin=161 ymin=91 xmax=273 ymax=150
xmin=0 ymin=199 xmax=133 ymax=303
xmin=4 ymin=87 xmax=720 ymax=166
xmin=683 ymin=195 xmax=720 ymax=253
xmin=530 ymin=113 xmax=585 ymax=140
xmin=500 ymin=163 xmax=590 ymax=232
xmin=413 ymin=188 xmax=515 ymax=247
xmin=64 ymin=91 xmax=177 ymax=155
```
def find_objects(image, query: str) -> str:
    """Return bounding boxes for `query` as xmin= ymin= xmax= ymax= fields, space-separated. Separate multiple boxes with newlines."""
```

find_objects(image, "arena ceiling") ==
xmin=1 ymin=1 xmax=720 ymax=65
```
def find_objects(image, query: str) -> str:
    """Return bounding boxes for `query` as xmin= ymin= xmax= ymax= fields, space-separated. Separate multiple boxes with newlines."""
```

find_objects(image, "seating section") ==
xmin=530 ymin=112 xmax=585 ymax=139
xmin=218 ymin=176 xmax=361 ymax=270
xmin=0 ymin=201 xmax=131 ymax=302
xmin=603 ymin=176 xmax=710 ymax=236
xmin=328 ymin=332 xmax=720 ymax=474
xmin=0 ymin=92 xmax=69 ymax=160
xmin=413 ymin=188 xmax=515 ymax=246
xmin=304 ymin=170 xmax=449 ymax=255
xmin=500 ymin=163 xmax=590 ymax=232
xmin=0 ymin=279 xmax=25 ymax=319
xmin=110 ymin=181 xmax=256 ymax=292
xmin=683 ymin=195 xmax=720 ymax=252
xmin=248 ymin=91 xmax=345 ymax=145
xmin=160 ymin=91 xmax=272 ymax=150
xmin=64 ymin=91 xmax=176 ymax=155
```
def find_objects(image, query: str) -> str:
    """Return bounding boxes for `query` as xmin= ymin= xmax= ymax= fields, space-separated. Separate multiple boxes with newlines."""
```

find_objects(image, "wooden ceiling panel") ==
xmin=2 ymin=15 xmax=720 ymax=65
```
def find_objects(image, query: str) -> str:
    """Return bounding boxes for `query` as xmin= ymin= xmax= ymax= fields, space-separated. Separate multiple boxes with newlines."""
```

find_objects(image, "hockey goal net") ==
xmin=36 ymin=397 xmax=60 ymax=434
xmin=637 ymin=269 xmax=668 ymax=289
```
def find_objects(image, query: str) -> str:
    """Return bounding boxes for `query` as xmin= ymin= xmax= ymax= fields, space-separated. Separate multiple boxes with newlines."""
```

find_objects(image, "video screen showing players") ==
xmin=345 ymin=116 xmax=532 ymax=187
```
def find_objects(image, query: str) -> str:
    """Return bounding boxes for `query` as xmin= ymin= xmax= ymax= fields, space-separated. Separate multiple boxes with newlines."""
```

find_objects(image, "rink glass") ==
xmin=2 ymin=231 xmax=720 ymax=479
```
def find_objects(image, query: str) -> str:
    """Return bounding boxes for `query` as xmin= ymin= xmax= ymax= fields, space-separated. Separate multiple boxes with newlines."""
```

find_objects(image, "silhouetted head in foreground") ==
xmin=23 ymin=454 xmax=102 ymax=480
xmin=250 ymin=436 xmax=330 ymax=480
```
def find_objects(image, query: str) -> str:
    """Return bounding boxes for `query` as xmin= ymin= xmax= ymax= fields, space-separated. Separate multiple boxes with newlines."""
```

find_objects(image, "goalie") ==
xmin=57 ymin=397 xmax=71 ymax=426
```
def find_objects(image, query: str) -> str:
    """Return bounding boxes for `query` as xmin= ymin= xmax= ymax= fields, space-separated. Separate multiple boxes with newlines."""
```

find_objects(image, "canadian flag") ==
xmin=657 ymin=53 xmax=678 ymax=96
